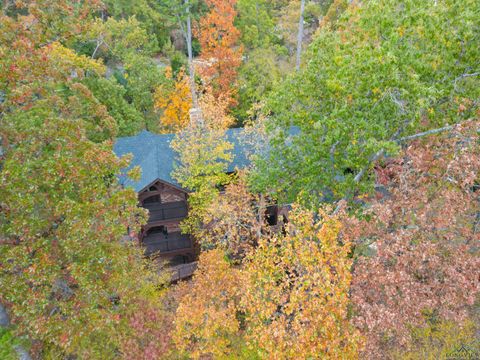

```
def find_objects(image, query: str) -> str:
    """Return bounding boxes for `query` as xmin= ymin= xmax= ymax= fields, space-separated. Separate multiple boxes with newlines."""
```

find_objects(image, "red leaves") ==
xmin=344 ymin=120 xmax=480 ymax=358
xmin=195 ymin=0 xmax=242 ymax=106
xmin=119 ymin=297 xmax=175 ymax=358
xmin=374 ymin=158 xmax=402 ymax=186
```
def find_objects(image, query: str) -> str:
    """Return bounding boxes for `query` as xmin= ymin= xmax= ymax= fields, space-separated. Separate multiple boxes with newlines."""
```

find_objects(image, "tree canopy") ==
xmin=251 ymin=0 xmax=480 ymax=206
xmin=1 ymin=0 xmax=479 ymax=359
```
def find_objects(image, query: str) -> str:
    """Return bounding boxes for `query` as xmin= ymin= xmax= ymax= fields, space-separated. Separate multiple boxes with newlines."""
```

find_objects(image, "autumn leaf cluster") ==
xmin=342 ymin=120 xmax=480 ymax=358
xmin=174 ymin=205 xmax=364 ymax=359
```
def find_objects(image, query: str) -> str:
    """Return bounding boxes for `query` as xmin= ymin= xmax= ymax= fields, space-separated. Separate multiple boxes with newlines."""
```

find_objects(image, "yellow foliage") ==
xmin=48 ymin=41 xmax=106 ymax=76
xmin=241 ymin=206 xmax=364 ymax=359
xmin=172 ymin=205 xmax=363 ymax=359
xmin=393 ymin=320 xmax=479 ymax=360
xmin=154 ymin=67 xmax=192 ymax=133
xmin=199 ymin=88 xmax=236 ymax=130
xmin=174 ymin=249 xmax=242 ymax=358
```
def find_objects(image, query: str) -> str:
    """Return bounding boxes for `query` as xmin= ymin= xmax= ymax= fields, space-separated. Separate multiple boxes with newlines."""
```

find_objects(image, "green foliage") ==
xmin=123 ymin=53 xmax=167 ymax=124
xmin=234 ymin=0 xmax=292 ymax=123
xmin=0 ymin=102 xmax=155 ymax=357
xmin=102 ymin=0 xmax=170 ymax=47
xmin=89 ymin=16 xmax=159 ymax=60
xmin=157 ymin=0 xmax=205 ymax=55
xmin=236 ymin=0 xmax=278 ymax=49
xmin=171 ymin=123 xmax=233 ymax=235
xmin=235 ymin=47 xmax=282 ymax=123
xmin=83 ymin=76 xmax=145 ymax=136
xmin=77 ymin=12 xmax=170 ymax=135
xmin=170 ymin=52 xmax=187 ymax=76
xmin=393 ymin=320 xmax=479 ymax=360
xmin=0 ymin=328 xmax=22 ymax=360
xmin=59 ymin=82 xmax=119 ymax=143
xmin=162 ymin=40 xmax=188 ymax=76
xmin=103 ymin=0 xmax=159 ymax=21
xmin=251 ymin=0 xmax=480 ymax=207
xmin=0 ymin=3 xmax=169 ymax=357
xmin=4 ymin=0 xmax=479 ymax=358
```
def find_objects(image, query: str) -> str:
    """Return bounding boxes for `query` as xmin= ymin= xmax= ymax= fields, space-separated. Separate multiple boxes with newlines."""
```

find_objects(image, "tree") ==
xmin=184 ymin=0 xmax=199 ymax=108
xmin=158 ymin=0 xmax=202 ymax=107
xmin=83 ymin=15 xmax=167 ymax=132
xmin=198 ymin=88 xmax=236 ymax=129
xmin=120 ymin=296 xmax=175 ymax=359
xmin=236 ymin=0 xmax=277 ymax=49
xmin=122 ymin=53 xmax=166 ymax=131
xmin=101 ymin=0 xmax=168 ymax=47
xmin=251 ymin=0 xmax=480 ymax=207
xmin=195 ymin=0 xmax=243 ymax=105
xmin=154 ymin=67 xmax=192 ymax=133
xmin=83 ymin=76 xmax=144 ymax=136
xmin=234 ymin=0 xmax=291 ymax=122
xmin=195 ymin=172 xmax=268 ymax=260
xmin=242 ymin=206 xmax=364 ymax=358
xmin=0 ymin=2 xmax=168 ymax=357
xmin=343 ymin=120 xmax=480 ymax=358
xmin=174 ymin=249 xmax=243 ymax=358
xmin=0 ymin=79 xmax=156 ymax=360
xmin=170 ymin=88 xmax=235 ymax=235
xmin=75 ymin=13 xmax=168 ymax=133
xmin=295 ymin=0 xmax=305 ymax=70
xmin=276 ymin=0 xmax=304 ymax=58
xmin=234 ymin=47 xmax=283 ymax=123
xmin=170 ymin=123 xmax=233 ymax=235
xmin=87 ymin=16 xmax=159 ymax=60
xmin=320 ymin=0 xmax=351 ymax=28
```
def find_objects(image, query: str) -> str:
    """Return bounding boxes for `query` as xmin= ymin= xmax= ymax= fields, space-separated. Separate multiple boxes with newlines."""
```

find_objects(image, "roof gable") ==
xmin=113 ymin=128 xmax=252 ymax=192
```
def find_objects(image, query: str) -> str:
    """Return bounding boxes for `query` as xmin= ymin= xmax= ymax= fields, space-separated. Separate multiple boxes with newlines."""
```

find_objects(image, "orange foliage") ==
xmin=241 ymin=207 xmax=364 ymax=358
xmin=199 ymin=88 xmax=236 ymax=129
xmin=172 ymin=196 xmax=363 ymax=358
xmin=198 ymin=172 xmax=269 ymax=260
xmin=154 ymin=67 xmax=191 ymax=133
xmin=195 ymin=0 xmax=243 ymax=106
xmin=174 ymin=249 xmax=243 ymax=358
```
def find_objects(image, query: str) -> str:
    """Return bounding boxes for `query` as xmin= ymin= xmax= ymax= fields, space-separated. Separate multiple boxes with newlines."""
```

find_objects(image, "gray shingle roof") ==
xmin=113 ymin=128 xmax=251 ymax=192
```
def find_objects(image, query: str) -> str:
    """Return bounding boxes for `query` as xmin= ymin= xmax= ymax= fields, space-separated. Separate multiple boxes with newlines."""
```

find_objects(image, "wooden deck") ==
xmin=144 ymin=201 xmax=188 ymax=223
xmin=143 ymin=231 xmax=192 ymax=256
xmin=169 ymin=262 xmax=198 ymax=282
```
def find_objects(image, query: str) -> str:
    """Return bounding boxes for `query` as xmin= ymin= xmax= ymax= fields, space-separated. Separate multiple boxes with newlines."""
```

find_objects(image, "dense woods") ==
xmin=0 ymin=0 xmax=479 ymax=359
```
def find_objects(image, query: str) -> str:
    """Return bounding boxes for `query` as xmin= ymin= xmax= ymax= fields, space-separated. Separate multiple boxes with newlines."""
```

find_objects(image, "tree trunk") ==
xmin=185 ymin=0 xmax=199 ymax=108
xmin=295 ymin=0 xmax=306 ymax=71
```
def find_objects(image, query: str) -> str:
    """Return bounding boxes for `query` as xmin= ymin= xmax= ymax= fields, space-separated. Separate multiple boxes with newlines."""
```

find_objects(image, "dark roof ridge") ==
xmin=113 ymin=126 xmax=299 ymax=192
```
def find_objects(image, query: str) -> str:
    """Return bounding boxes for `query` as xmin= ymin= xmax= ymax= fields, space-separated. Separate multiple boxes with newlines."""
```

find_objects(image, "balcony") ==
xmin=143 ymin=201 xmax=188 ymax=223
xmin=143 ymin=231 xmax=192 ymax=256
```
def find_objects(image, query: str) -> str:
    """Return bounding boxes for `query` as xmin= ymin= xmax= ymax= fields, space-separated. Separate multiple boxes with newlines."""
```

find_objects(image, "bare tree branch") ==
xmin=396 ymin=124 xmax=456 ymax=142
xmin=333 ymin=122 xmax=466 ymax=214
xmin=295 ymin=0 xmax=305 ymax=71
xmin=454 ymin=71 xmax=480 ymax=91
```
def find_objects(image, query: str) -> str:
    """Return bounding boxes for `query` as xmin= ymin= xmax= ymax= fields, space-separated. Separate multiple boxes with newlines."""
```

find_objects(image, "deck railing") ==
xmin=143 ymin=232 xmax=192 ymax=256
xmin=169 ymin=262 xmax=198 ymax=282
xmin=144 ymin=201 xmax=188 ymax=222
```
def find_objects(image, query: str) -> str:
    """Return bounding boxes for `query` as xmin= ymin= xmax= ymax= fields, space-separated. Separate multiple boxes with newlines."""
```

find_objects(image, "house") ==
xmin=114 ymin=128 xmax=253 ymax=268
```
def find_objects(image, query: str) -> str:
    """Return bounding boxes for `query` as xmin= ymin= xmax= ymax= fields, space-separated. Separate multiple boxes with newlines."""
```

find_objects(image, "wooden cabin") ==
xmin=114 ymin=128 xmax=296 ymax=278
xmin=138 ymin=180 xmax=193 ymax=266
xmin=114 ymin=129 xmax=252 ymax=272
